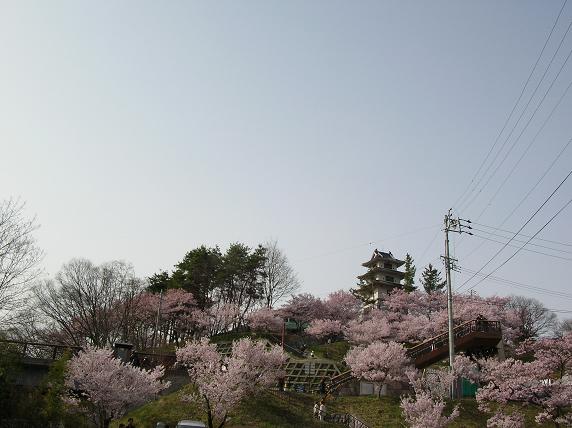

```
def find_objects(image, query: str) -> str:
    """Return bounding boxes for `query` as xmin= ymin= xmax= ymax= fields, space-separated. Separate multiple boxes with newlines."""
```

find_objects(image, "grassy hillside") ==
xmin=115 ymin=384 xmax=552 ymax=428
xmin=111 ymin=385 xmax=338 ymax=428
xmin=328 ymin=395 xmax=550 ymax=428
xmin=308 ymin=341 xmax=351 ymax=362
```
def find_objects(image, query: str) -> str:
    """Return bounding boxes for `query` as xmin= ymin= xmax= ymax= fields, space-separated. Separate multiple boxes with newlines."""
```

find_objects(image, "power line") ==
xmin=452 ymin=0 xmax=569 ymax=211
xmin=456 ymin=166 xmax=572 ymax=291
xmin=472 ymin=221 xmax=572 ymax=247
xmin=474 ymin=76 xmax=572 ymax=222
xmin=456 ymin=136 xmax=572 ymax=262
xmin=460 ymin=267 xmax=572 ymax=299
xmin=471 ymin=233 xmax=572 ymax=261
xmin=471 ymin=228 xmax=572 ymax=254
xmin=465 ymin=196 xmax=572 ymax=293
xmin=460 ymin=13 xmax=572 ymax=214
xmin=449 ymin=291 xmax=572 ymax=316
xmin=497 ymin=137 xmax=572 ymax=226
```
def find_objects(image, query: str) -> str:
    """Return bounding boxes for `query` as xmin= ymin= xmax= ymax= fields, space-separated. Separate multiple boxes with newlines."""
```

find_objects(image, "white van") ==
xmin=175 ymin=420 xmax=207 ymax=428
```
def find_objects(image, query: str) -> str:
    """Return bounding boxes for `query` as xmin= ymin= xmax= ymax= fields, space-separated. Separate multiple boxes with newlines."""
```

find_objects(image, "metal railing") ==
xmin=406 ymin=319 xmax=501 ymax=360
xmin=327 ymin=370 xmax=353 ymax=392
xmin=0 ymin=339 xmax=81 ymax=361
xmin=0 ymin=339 xmax=178 ymax=370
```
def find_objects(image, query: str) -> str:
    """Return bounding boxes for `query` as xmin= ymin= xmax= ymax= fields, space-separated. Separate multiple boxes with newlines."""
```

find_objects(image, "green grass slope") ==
xmin=116 ymin=383 xmax=553 ymax=428
xmin=308 ymin=341 xmax=351 ymax=362
xmin=112 ymin=385 xmax=338 ymax=428
xmin=328 ymin=395 xmax=550 ymax=428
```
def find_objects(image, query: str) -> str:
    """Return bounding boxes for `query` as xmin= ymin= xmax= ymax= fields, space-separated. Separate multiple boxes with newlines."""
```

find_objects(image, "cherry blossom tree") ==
xmin=65 ymin=346 xmax=169 ymax=428
xmin=345 ymin=311 xmax=393 ymax=345
xmin=475 ymin=333 xmax=572 ymax=428
xmin=193 ymin=303 xmax=241 ymax=337
xmin=176 ymin=337 xmax=287 ymax=428
xmin=278 ymin=293 xmax=325 ymax=330
xmin=306 ymin=319 xmax=343 ymax=339
xmin=126 ymin=289 xmax=199 ymax=348
xmin=345 ymin=289 xmax=520 ymax=345
xmin=517 ymin=333 xmax=572 ymax=426
xmin=344 ymin=341 xmax=411 ymax=396
xmin=246 ymin=307 xmax=283 ymax=332
xmin=322 ymin=290 xmax=362 ymax=324
xmin=486 ymin=412 xmax=525 ymax=428
xmin=306 ymin=290 xmax=361 ymax=338
xmin=400 ymin=356 xmax=476 ymax=428
xmin=400 ymin=391 xmax=459 ymax=428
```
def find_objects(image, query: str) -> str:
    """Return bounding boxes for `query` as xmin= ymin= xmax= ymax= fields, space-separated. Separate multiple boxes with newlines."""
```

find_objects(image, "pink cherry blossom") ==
xmin=306 ymin=319 xmax=343 ymax=339
xmin=400 ymin=391 xmax=459 ymax=428
xmin=485 ymin=411 xmax=525 ymax=428
xmin=278 ymin=293 xmax=326 ymax=326
xmin=246 ymin=307 xmax=283 ymax=332
xmin=344 ymin=341 xmax=411 ymax=385
xmin=176 ymin=337 xmax=287 ymax=428
xmin=193 ymin=303 xmax=241 ymax=337
xmin=65 ymin=346 xmax=169 ymax=428
xmin=323 ymin=290 xmax=362 ymax=323
xmin=345 ymin=310 xmax=393 ymax=345
xmin=345 ymin=289 xmax=520 ymax=345
xmin=475 ymin=335 xmax=572 ymax=427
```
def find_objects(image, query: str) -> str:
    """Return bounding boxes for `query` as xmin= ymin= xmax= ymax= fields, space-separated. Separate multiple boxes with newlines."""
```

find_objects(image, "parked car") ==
xmin=175 ymin=420 xmax=207 ymax=428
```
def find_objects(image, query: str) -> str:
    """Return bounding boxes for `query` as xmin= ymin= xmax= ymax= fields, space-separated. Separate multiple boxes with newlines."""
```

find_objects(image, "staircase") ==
xmin=322 ymin=318 xmax=502 ymax=399
xmin=406 ymin=319 xmax=502 ymax=369
xmin=325 ymin=370 xmax=354 ymax=398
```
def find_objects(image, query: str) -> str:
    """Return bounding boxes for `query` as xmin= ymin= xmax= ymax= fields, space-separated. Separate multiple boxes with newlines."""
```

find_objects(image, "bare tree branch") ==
xmin=0 ymin=198 xmax=43 ymax=322
xmin=33 ymin=258 xmax=144 ymax=347
xmin=261 ymin=240 xmax=300 ymax=308
xmin=508 ymin=295 xmax=557 ymax=341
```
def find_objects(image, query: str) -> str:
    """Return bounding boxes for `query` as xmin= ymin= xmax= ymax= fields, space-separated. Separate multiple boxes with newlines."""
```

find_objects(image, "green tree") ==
xmin=147 ymin=270 xmax=173 ymax=294
xmin=170 ymin=246 xmax=223 ymax=310
xmin=150 ymin=243 xmax=267 ymax=314
xmin=216 ymin=243 xmax=266 ymax=315
xmin=420 ymin=264 xmax=446 ymax=294
xmin=37 ymin=351 xmax=88 ymax=427
xmin=403 ymin=253 xmax=417 ymax=293
xmin=0 ymin=339 xmax=21 ymax=419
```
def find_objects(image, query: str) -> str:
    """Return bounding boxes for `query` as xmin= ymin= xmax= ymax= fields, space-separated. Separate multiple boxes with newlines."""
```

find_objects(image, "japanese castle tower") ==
xmin=356 ymin=249 xmax=406 ymax=309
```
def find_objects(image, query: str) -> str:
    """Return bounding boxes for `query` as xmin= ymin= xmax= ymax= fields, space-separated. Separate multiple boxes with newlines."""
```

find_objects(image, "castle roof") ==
xmin=361 ymin=249 xmax=405 ymax=268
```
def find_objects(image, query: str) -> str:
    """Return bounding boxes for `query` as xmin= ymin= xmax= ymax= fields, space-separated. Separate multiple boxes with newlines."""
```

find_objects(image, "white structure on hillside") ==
xmin=356 ymin=249 xmax=405 ymax=309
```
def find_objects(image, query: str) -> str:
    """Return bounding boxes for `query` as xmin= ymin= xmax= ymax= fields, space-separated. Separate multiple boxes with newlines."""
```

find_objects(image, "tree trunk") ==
xmin=217 ymin=413 xmax=228 ymax=428
xmin=204 ymin=396 xmax=214 ymax=428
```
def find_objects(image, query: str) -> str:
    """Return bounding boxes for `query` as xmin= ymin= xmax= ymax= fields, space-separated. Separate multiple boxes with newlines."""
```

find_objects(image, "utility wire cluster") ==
xmin=436 ymin=0 xmax=572 ymax=303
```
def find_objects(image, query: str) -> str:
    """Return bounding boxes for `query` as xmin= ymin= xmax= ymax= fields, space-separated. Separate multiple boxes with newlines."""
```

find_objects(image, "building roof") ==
xmin=357 ymin=267 xmax=406 ymax=281
xmin=361 ymin=249 xmax=405 ymax=268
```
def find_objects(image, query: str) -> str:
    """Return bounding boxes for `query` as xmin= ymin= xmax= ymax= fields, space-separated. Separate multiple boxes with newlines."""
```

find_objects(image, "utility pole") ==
xmin=442 ymin=209 xmax=472 ymax=397
xmin=152 ymin=288 xmax=164 ymax=350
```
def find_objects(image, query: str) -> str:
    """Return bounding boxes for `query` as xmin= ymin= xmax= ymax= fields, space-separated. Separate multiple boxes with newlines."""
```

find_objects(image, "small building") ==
xmin=355 ymin=249 xmax=405 ymax=309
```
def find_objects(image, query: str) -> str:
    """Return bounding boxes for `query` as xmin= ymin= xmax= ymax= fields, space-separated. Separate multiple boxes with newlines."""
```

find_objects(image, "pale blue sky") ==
xmin=1 ymin=1 xmax=571 ymax=314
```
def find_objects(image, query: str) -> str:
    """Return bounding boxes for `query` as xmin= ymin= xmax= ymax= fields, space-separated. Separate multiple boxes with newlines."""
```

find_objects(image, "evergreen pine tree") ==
xmin=420 ymin=263 xmax=446 ymax=294
xmin=403 ymin=253 xmax=417 ymax=292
